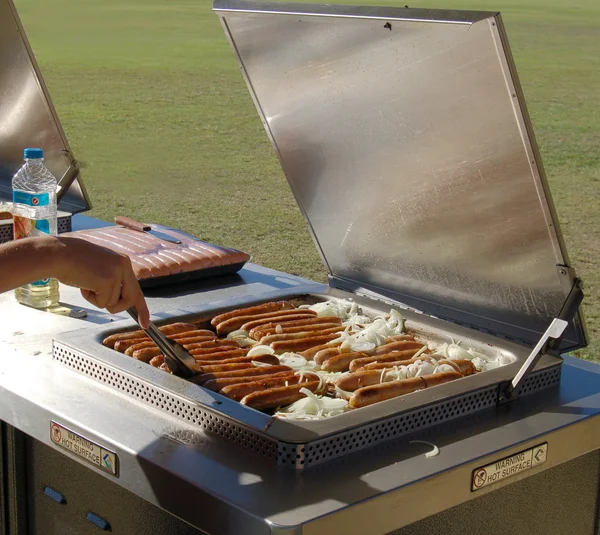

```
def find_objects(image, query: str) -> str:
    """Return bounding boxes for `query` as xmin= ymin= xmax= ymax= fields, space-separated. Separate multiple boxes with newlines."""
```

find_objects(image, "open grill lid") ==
xmin=0 ymin=0 xmax=90 ymax=213
xmin=215 ymin=0 xmax=586 ymax=351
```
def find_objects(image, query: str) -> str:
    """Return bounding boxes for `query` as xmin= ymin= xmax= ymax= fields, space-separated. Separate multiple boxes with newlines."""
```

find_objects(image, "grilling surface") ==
xmin=102 ymin=298 xmax=512 ymax=419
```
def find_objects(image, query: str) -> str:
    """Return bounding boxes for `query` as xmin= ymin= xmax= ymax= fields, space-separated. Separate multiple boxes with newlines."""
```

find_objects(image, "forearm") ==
xmin=0 ymin=237 xmax=59 ymax=293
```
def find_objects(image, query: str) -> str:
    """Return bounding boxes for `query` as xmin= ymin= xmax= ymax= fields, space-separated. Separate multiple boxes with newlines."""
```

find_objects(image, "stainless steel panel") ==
xmin=0 ymin=0 xmax=90 ymax=213
xmin=214 ymin=0 xmax=586 ymax=350
xmin=52 ymin=288 xmax=563 ymax=469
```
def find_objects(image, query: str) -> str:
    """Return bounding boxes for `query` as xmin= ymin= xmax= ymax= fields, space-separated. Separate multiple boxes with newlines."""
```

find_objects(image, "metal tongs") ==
xmin=126 ymin=307 xmax=197 ymax=378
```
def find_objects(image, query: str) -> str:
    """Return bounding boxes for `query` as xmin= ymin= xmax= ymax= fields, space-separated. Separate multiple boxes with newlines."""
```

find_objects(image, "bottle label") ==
xmin=13 ymin=190 xmax=50 ymax=207
xmin=13 ymin=215 xmax=52 ymax=287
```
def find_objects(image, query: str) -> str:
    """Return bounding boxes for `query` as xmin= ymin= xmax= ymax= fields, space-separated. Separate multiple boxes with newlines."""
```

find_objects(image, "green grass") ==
xmin=14 ymin=0 xmax=599 ymax=362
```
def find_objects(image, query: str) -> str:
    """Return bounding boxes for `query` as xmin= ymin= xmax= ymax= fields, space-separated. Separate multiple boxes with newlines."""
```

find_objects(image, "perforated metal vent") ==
xmin=53 ymin=341 xmax=562 ymax=470
xmin=57 ymin=215 xmax=72 ymax=234
xmin=519 ymin=364 xmax=561 ymax=396
xmin=53 ymin=343 xmax=278 ymax=459
xmin=0 ymin=224 xmax=11 ymax=244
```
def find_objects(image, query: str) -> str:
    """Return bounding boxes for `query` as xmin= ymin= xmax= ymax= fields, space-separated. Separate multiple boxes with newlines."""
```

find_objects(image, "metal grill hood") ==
xmin=0 ymin=0 xmax=90 ymax=213
xmin=215 ymin=0 xmax=586 ymax=351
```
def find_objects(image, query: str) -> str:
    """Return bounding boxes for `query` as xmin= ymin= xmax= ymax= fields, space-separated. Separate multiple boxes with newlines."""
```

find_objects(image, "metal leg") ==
xmin=0 ymin=422 xmax=29 ymax=535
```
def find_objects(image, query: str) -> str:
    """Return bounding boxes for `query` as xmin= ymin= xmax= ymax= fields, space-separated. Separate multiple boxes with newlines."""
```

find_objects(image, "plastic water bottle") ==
xmin=12 ymin=148 xmax=60 ymax=309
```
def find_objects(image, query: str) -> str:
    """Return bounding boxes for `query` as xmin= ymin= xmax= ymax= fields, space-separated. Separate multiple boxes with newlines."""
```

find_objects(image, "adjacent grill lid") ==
xmin=215 ymin=0 xmax=586 ymax=351
xmin=0 ymin=0 xmax=90 ymax=213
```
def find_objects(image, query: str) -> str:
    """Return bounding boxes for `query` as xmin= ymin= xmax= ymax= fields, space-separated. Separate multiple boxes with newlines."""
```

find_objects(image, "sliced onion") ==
xmin=275 ymin=324 xmax=283 ymax=334
xmin=447 ymin=344 xmax=473 ymax=360
xmin=247 ymin=345 xmax=275 ymax=357
xmin=227 ymin=329 xmax=248 ymax=339
xmin=334 ymin=385 xmax=353 ymax=400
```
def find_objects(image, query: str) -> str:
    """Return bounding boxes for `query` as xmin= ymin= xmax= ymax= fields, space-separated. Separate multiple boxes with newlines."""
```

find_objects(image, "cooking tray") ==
xmin=53 ymin=288 xmax=562 ymax=470
xmin=62 ymin=224 xmax=250 ymax=289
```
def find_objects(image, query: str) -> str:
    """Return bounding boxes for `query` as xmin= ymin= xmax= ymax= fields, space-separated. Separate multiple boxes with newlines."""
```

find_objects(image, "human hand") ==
xmin=50 ymin=237 xmax=150 ymax=328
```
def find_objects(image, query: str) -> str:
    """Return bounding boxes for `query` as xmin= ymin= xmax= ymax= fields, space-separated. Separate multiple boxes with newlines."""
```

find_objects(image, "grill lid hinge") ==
xmin=500 ymin=277 xmax=584 ymax=403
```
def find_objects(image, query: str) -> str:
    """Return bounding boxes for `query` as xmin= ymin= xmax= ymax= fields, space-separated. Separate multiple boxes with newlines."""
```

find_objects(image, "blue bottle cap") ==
xmin=24 ymin=148 xmax=43 ymax=159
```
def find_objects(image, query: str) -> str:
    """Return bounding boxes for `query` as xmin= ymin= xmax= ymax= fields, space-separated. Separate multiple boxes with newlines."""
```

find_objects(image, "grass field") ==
xmin=15 ymin=0 xmax=599 ymax=361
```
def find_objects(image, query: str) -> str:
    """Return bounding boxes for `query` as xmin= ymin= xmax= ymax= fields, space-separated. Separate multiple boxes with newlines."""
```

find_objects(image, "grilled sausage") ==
xmin=357 ymin=356 xmax=430 ymax=371
xmin=348 ymin=348 xmax=426 ymax=372
xmin=194 ymin=364 xmax=292 ymax=384
xmin=360 ymin=340 xmax=424 ymax=356
xmin=221 ymin=374 xmax=313 ymax=401
xmin=200 ymin=370 xmax=295 ymax=391
xmin=123 ymin=340 xmax=155 ymax=356
xmin=313 ymin=348 xmax=341 ymax=365
xmin=239 ymin=313 xmax=318 ymax=335
xmin=193 ymin=363 xmax=255 ymax=375
xmin=250 ymin=320 xmax=343 ymax=340
xmin=159 ymin=362 xmax=173 ymax=374
xmin=321 ymin=352 xmax=370 ymax=372
xmin=133 ymin=347 xmax=162 ymax=362
xmin=349 ymin=377 xmax=427 ymax=408
xmin=384 ymin=334 xmax=417 ymax=343
xmin=184 ymin=340 xmax=240 ymax=350
xmin=115 ymin=331 xmax=215 ymax=353
xmin=300 ymin=339 xmax=345 ymax=359
xmin=271 ymin=333 xmax=342 ymax=355
xmin=437 ymin=359 xmax=476 ymax=376
xmin=210 ymin=301 xmax=294 ymax=327
xmin=422 ymin=371 xmax=463 ymax=387
xmin=240 ymin=381 xmax=321 ymax=410
xmin=102 ymin=323 xmax=196 ymax=348
xmin=149 ymin=355 xmax=165 ymax=367
xmin=217 ymin=309 xmax=316 ymax=335
xmin=335 ymin=370 xmax=389 ymax=391
xmin=190 ymin=349 xmax=248 ymax=361
xmin=193 ymin=354 xmax=279 ymax=367
xmin=259 ymin=326 xmax=344 ymax=345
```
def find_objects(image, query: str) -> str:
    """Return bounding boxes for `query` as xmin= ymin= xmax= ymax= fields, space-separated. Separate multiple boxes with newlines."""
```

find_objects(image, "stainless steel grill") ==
xmin=53 ymin=337 xmax=561 ymax=469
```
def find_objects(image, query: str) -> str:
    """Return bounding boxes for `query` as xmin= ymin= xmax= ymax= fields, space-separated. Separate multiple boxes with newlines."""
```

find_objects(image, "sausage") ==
xmin=349 ymin=377 xmax=427 ymax=408
xmin=335 ymin=370 xmax=390 ymax=391
xmin=123 ymin=340 xmax=155 ymax=356
xmin=159 ymin=362 xmax=173 ymax=374
xmin=193 ymin=363 xmax=255 ymax=375
xmin=133 ymin=347 xmax=162 ymax=362
xmin=240 ymin=380 xmax=321 ymax=410
xmin=102 ymin=323 xmax=196 ymax=348
xmin=300 ymin=339 xmax=345 ymax=359
xmin=194 ymin=364 xmax=292 ymax=385
xmin=119 ymin=333 xmax=217 ymax=355
xmin=384 ymin=334 xmax=416 ymax=343
xmin=357 ymin=356 xmax=428 ymax=371
xmin=210 ymin=301 xmax=294 ymax=327
xmin=193 ymin=354 xmax=279 ymax=366
xmin=217 ymin=309 xmax=316 ymax=335
xmin=321 ymin=352 xmax=370 ymax=372
xmin=183 ymin=340 xmax=240 ymax=350
xmin=422 ymin=371 xmax=463 ymax=387
xmin=149 ymin=355 xmax=165 ymax=367
xmin=200 ymin=371 xmax=296 ymax=392
xmin=271 ymin=333 xmax=342 ymax=355
xmin=114 ymin=330 xmax=215 ymax=353
xmin=239 ymin=313 xmax=318 ymax=335
xmin=437 ymin=359 xmax=476 ymax=376
xmin=361 ymin=340 xmax=424 ymax=356
xmin=259 ymin=326 xmax=344 ymax=345
xmin=190 ymin=349 xmax=248 ymax=361
xmin=221 ymin=374 xmax=312 ymax=401
xmin=348 ymin=348 xmax=426 ymax=372
xmin=313 ymin=347 xmax=341 ymax=365
xmin=250 ymin=320 xmax=343 ymax=340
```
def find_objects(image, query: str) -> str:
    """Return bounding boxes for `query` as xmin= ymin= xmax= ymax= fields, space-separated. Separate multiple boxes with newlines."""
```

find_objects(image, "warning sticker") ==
xmin=471 ymin=443 xmax=547 ymax=491
xmin=50 ymin=421 xmax=119 ymax=477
